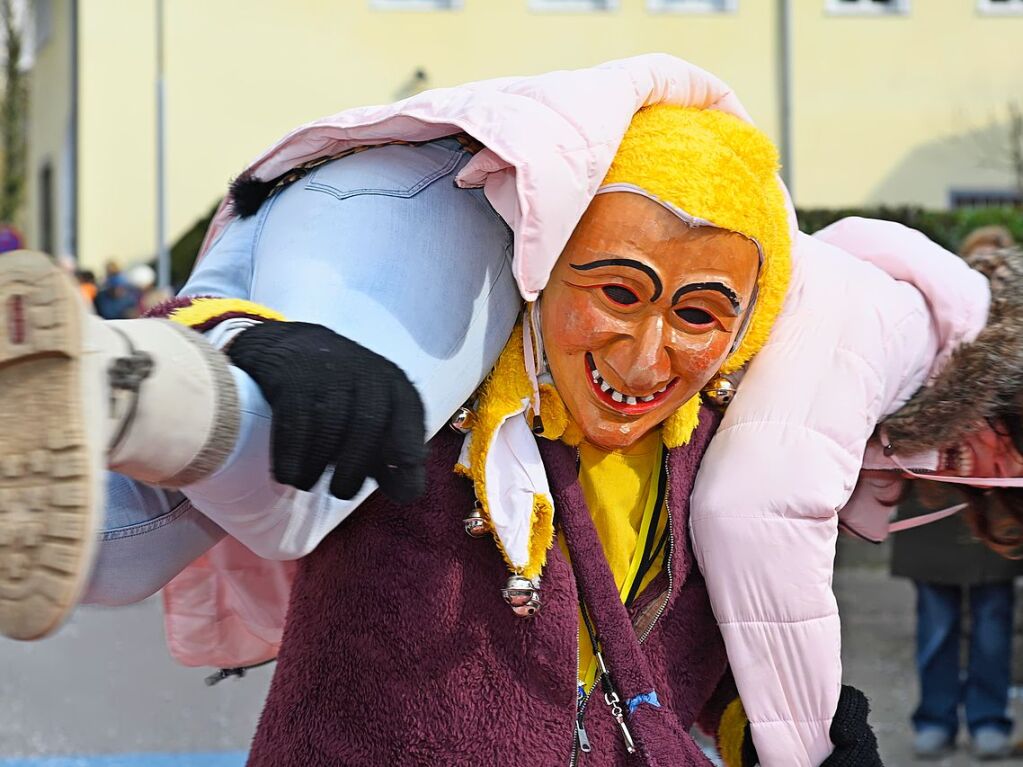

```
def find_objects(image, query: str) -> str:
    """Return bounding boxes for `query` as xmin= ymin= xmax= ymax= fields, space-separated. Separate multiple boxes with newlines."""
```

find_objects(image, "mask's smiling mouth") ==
xmin=585 ymin=352 xmax=677 ymax=415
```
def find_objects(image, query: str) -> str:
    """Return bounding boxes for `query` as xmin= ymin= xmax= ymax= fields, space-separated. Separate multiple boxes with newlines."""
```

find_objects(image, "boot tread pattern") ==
xmin=0 ymin=251 xmax=96 ymax=641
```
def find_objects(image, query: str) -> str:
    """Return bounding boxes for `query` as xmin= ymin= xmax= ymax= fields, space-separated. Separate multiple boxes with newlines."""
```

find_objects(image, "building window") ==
xmin=826 ymin=0 xmax=909 ymax=15
xmin=370 ymin=0 xmax=463 ymax=10
xmin=648 ymin=0 xmax=737 ymax=12
xmin=949 ymin=189 xmax=1023 ymax=208
xmin=529 ymin=0 xmax=619 ymax=11
xmin=978 ymin=0 xmax=1023 ymax=14
xmin=39 ymin=162 xmax=54 ymax=256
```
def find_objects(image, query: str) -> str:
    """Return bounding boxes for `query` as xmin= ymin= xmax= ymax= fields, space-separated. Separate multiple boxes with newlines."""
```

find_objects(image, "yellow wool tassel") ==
xmin=662 ymin=393 xmax=702 ymax=448
xmin=167 ymin=297 xmax=287 ymax=328
xmin=718 ymin=697 xmax=751 ymax=767
xmin=464 ymin=326 xmax=555 ymax=579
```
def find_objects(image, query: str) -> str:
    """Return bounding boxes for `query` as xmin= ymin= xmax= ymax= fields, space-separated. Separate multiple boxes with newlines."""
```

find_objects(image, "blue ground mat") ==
xmin=0 ymin=754 xmax=247 ymax=767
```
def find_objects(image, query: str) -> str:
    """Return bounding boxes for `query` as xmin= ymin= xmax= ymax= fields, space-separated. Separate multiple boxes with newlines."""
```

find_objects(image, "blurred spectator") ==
xmin=76 ymin=270 xmax=98 ymax=306
xmin=891 ymin=483 xmax=1023 ymax=759
xmin=959 ymin=225 xmax=1015 ymax=258
xmin=123 ymin=263 xmax=171 ymax=314
xmin=890 ymin=224 xmax=1022 ymax=760
xmin=0 ymin=224 xmax=24 ymax=253
xmin=94 ymin=273 xmax=141 ymax=319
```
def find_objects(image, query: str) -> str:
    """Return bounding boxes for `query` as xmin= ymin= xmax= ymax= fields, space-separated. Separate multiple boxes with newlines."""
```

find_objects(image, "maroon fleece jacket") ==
xmin=248 ymin=408 xmax=728 ymax=767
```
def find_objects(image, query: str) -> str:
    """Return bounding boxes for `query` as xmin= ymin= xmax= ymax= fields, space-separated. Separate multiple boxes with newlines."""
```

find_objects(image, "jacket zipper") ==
xmin=569 ymin=453 xmax=674 ymax=765
xmin=637 ymin=454 xmax=674 ymax=645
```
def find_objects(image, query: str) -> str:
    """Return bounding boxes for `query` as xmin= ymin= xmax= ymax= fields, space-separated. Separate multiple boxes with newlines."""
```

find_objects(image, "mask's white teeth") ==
xmin=611 ymin=391 xmax=624 ymax=403
xmin=641 ymin=394 xmax=656 ymax=402
xmin=625 ymin=396 xmax=638 ymax=405
xmin=600 ymin=381 xmax=611 ymax=393
xmin=591 ymin=369 xmax=600 ymax=381
xmin=656 ymin=385 xmax=667 ymax=394
xmin=958 ymin=445 xmax=974 ymax=476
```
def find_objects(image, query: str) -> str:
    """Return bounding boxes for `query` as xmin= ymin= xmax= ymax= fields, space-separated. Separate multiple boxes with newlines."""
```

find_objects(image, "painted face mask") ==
xmin=540 ymin=192 xmax=760 ymax=450
xmin=459 ymin=105 xmax=793 ymax=581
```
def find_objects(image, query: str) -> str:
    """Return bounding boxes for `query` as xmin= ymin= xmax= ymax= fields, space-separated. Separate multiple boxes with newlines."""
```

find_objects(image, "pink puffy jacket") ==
xmin=164 ymin=55 xmax=990 ymax=765
xmin=692 ymin=218 xmax=988 ymax=765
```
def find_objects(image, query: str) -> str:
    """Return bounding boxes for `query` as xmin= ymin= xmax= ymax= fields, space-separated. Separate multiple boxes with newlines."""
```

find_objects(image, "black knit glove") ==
xmin=227 ymin=321 xmax=427 ymax=503
xmin=820 ymin=686 xmax=883 ymax=767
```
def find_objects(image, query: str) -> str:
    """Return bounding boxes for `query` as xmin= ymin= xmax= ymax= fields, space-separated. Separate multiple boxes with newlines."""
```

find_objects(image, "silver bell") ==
xmin=448 ymin=406 xmax=477 ymax=434
xmin=510 ymin=597 xmax=542 ymax=618
xmin=702 ymin=375 xmax=737 ymax=408
xmin=502 ymin=575 xmax=542 ymax=617
xmin=463 ymin=503 xmax=489 ymax=538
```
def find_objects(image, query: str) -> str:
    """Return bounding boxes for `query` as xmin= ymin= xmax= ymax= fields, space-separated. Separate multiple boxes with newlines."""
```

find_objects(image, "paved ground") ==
xmin=1 ymin=539 xmax=1021 ymax=765
xmin=834 ymin=541 xmax=1023 ymax=766
xmin=0 ymin=599 xmax=270 ymax=762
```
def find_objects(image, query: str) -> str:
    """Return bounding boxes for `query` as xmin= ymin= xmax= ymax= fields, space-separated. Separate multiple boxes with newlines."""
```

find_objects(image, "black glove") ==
xmin=820 ymin=686 xmax=883 ymax=767
xmin=227 ymin=321 xmax=427 ymax=503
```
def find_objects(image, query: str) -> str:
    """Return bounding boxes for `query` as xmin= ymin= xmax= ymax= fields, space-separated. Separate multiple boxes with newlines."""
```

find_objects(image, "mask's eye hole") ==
xmin=676 ymin=308 xmax=714 ymax=326
xmin=602 ymin=285 xmax=639 ymax=306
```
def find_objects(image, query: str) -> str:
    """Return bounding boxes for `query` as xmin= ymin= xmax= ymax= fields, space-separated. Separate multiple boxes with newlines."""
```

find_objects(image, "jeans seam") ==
xmin=304 ymin=149 xmax=462 ymax=201
xmin=463 ymin=184 xmax=512 ymax=231
xmin=249 ymin=187 xmax=286 ymax=296
xmin=100 ymin=499 xmax=193 ymax=541
xmin=440 ymin=239 xmax=517 ymax=361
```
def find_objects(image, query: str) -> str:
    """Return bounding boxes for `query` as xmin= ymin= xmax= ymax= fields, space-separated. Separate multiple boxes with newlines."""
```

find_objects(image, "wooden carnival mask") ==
xmin=539 ymin=191 xmax=760 ymax=451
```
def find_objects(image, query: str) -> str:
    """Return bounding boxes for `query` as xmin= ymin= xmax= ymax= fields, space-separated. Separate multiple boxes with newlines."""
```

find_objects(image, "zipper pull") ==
xmin=575 ymin=681 xmax=593 ymax=754
xmin=607 ymin=702 xmax=637 ymax=755
xmin=575 ymin=716 xmax=592 ymax=754
xmin=595 ymin=651 xmax=638 ymax=755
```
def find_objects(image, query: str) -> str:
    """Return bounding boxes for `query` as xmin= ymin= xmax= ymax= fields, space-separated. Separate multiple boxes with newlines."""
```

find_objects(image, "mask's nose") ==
xmin=602 ymin=315 xmax=673 ymax=394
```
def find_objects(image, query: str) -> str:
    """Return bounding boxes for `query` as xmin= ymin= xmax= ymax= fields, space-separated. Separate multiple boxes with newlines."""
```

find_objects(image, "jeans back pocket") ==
xmin=304 ymin=142 xmax=463 ymax=201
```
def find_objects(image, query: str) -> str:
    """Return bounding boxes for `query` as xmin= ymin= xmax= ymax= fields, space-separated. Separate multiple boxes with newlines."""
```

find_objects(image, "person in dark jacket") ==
xmin=892 ymin=465 xmax=1023 ymax=759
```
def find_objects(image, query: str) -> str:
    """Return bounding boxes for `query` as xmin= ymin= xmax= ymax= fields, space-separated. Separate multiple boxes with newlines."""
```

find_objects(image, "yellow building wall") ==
xmin=54 ymin=1 xmax=1023 ymax=271
xmin=26 ymin=0 xmax=73 ymax=256
xmin=74 ymin=0 xmax=776 ymax=272
xmin=792 ymin=0 xmax=1023 ymax=208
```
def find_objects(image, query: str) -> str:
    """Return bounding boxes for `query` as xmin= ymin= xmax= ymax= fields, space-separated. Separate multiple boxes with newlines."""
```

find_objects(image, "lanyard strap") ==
xmin=888 ymin=503 xmax=968 ymax=534
xmin=624 ymin=457 xmax=669 ymax=608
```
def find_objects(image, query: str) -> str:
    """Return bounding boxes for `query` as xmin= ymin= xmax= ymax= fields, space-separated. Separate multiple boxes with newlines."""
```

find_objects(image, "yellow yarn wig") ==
xmin=602 ymin=105 xmax=792 ymax=374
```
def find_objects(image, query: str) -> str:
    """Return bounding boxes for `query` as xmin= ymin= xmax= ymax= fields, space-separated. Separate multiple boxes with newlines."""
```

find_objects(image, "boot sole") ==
xmin=0 ymin=251 xmax=101 ymax=641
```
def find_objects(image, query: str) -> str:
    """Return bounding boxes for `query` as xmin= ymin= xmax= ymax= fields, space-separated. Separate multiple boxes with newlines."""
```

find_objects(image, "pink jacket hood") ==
xmin=198 ymin=53 xmax=794 ymax=300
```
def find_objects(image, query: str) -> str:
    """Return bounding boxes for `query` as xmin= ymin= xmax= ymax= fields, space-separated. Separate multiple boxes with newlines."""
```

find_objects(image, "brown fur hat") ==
xmin=880 ymin=245 xmax=1023 ymax=454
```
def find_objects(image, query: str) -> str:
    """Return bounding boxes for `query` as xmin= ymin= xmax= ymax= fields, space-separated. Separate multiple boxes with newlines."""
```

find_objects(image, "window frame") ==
xmin=825 ymin=0 xmax=910 ymax=16
xmin=647 ymin=0 xmax=738 ymax=13
xmin=369 ymin=0 xmax=464 ymax=11
xmin=977 ymin=0 xmax=1023 ymax=15
xmin=527 ymin=0 xmax=620 ymax=12
xmin=949 ymin=188 xmax=1023 ymax=208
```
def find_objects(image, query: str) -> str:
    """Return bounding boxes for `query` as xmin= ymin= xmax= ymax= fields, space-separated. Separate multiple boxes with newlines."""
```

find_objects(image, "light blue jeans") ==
xmin=85 ymin=138 xmax=520 ymax=604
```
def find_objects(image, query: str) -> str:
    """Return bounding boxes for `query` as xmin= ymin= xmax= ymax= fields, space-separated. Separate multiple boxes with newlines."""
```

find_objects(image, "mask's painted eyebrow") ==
xmin=569 ymin=258 xmax=663 ymax=301
xmin=672 ymin=282 xmax=741 ymax=314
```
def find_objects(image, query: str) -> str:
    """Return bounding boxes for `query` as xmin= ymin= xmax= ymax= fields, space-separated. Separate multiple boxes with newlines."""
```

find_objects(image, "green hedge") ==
xmin=171 ymin=203 xmax=220 ymax=287
xmin=797 ymin=206 xmax=1023 ymax=254
xmin=171 ymin=204 xmax=1023 ymax=285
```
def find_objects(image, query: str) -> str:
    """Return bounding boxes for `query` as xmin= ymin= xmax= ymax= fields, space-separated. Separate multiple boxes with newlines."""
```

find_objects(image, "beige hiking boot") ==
xmin=0 ymin=251 xmax=239 ymax=640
